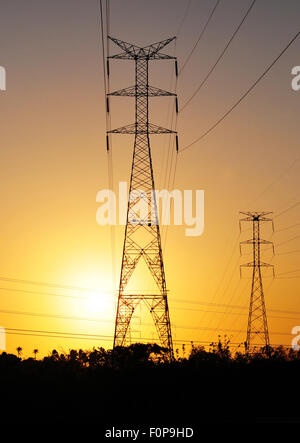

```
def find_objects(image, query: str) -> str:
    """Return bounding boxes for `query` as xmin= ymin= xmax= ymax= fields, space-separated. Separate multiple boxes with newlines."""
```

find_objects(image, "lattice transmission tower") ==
xmin=239 ymin=212 xmax=274 ymax=352
xmin=106 ymin=36 xmax=178 ymax=359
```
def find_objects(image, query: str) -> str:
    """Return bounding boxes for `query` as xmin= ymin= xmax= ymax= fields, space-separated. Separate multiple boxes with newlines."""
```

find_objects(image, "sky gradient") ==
xmin=0 ymin=0 xmax=300 ymax=356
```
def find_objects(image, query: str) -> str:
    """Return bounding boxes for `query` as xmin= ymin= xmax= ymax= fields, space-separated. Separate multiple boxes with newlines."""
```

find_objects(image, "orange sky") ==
xmin=0 ymin=0 xmax=299 ymax=357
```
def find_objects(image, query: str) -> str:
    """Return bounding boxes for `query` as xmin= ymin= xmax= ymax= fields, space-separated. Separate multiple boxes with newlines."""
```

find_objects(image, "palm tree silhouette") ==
xmin=16 ymin=346 xmax=22 ymax=358
xmin=33 ymin=349 xmax=39 ymax=360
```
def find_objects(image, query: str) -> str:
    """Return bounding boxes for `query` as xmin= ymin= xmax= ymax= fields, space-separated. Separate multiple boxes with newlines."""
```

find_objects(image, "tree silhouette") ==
xmin=16 ymin=346 xmax=22 ymax=358
xmin=0 ymin=342 xmax=299 ymax=425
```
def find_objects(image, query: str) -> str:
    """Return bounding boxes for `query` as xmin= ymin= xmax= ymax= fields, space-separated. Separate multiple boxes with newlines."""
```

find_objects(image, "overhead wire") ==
xmin=160 ymin=22 xmax=180 ymax=247
xmin=172 ymin=299 xmax=300 ymax=316
xmin=161 ymin=0 xmax=219 ymax=246
xmin=179 ymin=0 xmax=222 ymax=75
xmin=0 ymin=274 xmax=298 ymax=317
xmin=276 ymin=268 xmax=300 ymax=276
xmin=0 ymin=276 xmax=100 ymax=293
xmin=170 ymin=7 xmax=299 ymax=346
xmin=99 ymin=0 xmax=117 ymax=301
xmin=0 ymin=286 xmax=85 ymax=300
xmin=179 ymin=30 xmax=300 ymax=153
xmin=162 ymin=92 xmax=178 ymax=248
xmin=250 ymin=161 xmax=300 ymax=205
xmin=275 ymin=235 xmax=300 ymax=248
xmin=275 ymin=202 xmax=300 ymax=219
xmin=275 ymin=249 xmax=300 ymax=256
xmin=162 ymin=0 xmax=223 ymax=245
xmin=198 ymin=235 xmax=242 ymax=334
xmin=0 ymin=308 xmax=111 ymax=324
xmin=275 ymin=222 xmax=300 ymax=233
xmin=4 ymin=327 xmax=247 ymax=347
xmin=180 ymin=0 xmax=257 ymax=112
xmin=173 ymin=19 xmax=299 ymax=344
xmin=176 ymin=0 xmax=193 ymax=38
xmin=3 ymin=325 xmax=292 ymax=343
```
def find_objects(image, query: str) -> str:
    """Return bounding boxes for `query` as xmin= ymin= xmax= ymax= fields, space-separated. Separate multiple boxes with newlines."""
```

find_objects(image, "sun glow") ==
xmin=84 ymin=291 xmax=114 ymax=318
xmin=54 ymin=265 xmax=117 ymax=325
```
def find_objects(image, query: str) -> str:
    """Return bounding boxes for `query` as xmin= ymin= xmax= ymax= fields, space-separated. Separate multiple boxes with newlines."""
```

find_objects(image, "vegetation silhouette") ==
xmin=0 ymin=339 xmax=299 ymax=425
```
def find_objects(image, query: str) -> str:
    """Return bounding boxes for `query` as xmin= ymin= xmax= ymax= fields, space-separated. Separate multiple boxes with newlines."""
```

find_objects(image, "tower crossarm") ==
xmin=109 ymin=85 xmax=176 ymax=97
xmin=108 ymin=52 xmax=176 ymax=60
xmin=240 ymin=239 xmax=273 ymax=246
xmin=239 ymin=212 xmax=274 ymax=231
xmin=239 ymin=211 xmax=273 ymax=219
xmin=108 ymin=123 xmax=177 ymax=134
xmin=143 ymin=37 xmax=176 ymax=57
xmin=108 ymin=36 xmax=176 ymax=59
xmin=108 ymin=52 xmax=136 ymax=60
xmin=108 ymin=36 xmax=143 ymax=58
xmin=240 ymin=238 xmax=274 ymax=254
xmin=240 ymin=261 xmax=274 ymax=268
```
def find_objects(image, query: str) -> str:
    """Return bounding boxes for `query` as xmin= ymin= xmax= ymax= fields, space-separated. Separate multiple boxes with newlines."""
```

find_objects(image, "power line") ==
xmin=211 ymin=233 xmax=241 ymax=302
xmin=0 ymin=276 xmax=101 ymax=293
xmin=1 ymin=288 xmax=299 ymax=322
xmin=4 ymin=328 xmax=247 ymax=347
xmin=275 ymin=250 xmax=300 ymax=256
xmin=0 ymin=279 xmax=298 ymax=318
xmin=3 ymin=325 xmax=292 ymax=343
xmin=162 ymin=74 xmax=178 ymax=248
xmin=6 ymin=328 xmax=114 ymax=340
xmin=179 ymin=30 xmax=300 ymax=153
xmin=6 ymin=330 xmax=114 ymax=343
xmin=0 ymin=308 xmax=111 ymax=324
xmin=1 ymin=301 xmax=299 ymax=330
xmin=276 ymin=235 xmax=300 ymax=248
xmin=99 ymin=0 xmax=108 ymax=99
xmin=162 ymin=0 xmax=220 ymax=247
xmin=275 ymin=202 xmax=300 ymax=218
xmin=177 ymin=306 xmax=300 ymax=322
xmin=275 ymin=222 xmax=300 ymax=233
xmin=277 ymin=268 xmax=300 ymax=276
xmin=160 ymin=14 xmax=180 ymax=248
xmin=0 ymin=286 xmax=85 ymax=300
xmin=99 ymin=0 xmax=116 ymax=299
xmin=5 ymin=328 xmax=292 ymax=349
xmin=212 ymin=276 xmax=249 ymax=339
xmin=180 ymin=0 xmax=257 ymax=112
xmin=251 ymin=161 xmax=300 ymax=205
xmin=104 ymin=0 xmax=117 ymax=299
xmin=176 ymin=0 xmax=192 ymax=38
xmin=263 ymin=234 xmax=300 ymax=253
xmin=172 ymin=298 xmax=300 ymax=316
xmin=179 ymin=0 xmax=222 ymax=75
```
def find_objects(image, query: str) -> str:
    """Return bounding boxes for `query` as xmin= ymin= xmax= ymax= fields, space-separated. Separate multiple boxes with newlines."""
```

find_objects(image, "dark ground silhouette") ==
xmin=0 ymin=340 xmax=299 ymax=432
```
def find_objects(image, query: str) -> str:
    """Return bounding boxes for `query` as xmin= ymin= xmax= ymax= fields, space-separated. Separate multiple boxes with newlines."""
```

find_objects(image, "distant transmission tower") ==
xmin=239 ymin=212 xmax=274 ymax=352
xmin=106 ymin=36 xmax=178 ymax=359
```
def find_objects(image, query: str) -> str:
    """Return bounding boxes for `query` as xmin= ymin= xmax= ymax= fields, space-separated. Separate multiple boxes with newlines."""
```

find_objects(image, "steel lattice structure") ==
xmin=107 ymin=36 xmax=178 ymax=359
xmin=240 ymin=212 xmax=274 ymax=352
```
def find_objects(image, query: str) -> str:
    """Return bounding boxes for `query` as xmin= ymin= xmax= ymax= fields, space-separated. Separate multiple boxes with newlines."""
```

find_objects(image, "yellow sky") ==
xmin=0 ymin=0 xmax=299 ymax=357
